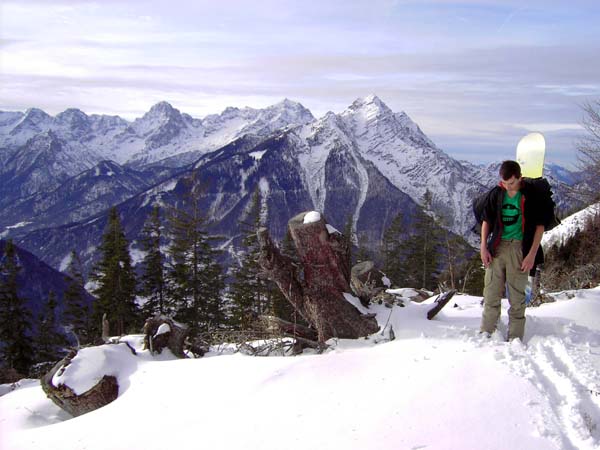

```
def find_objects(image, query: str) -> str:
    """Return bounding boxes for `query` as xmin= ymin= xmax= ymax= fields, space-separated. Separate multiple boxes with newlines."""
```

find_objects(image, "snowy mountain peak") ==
xmin=257 ymin=99 xmax=315 ymax=128
xmin=273 ymin=98 xmax=311 ymax=114
xmin=12 ymin=108 xmax=52 ymax=134
xmin=345 ymin=94 xmax=393 ymax=118
xmin=131 ymin=101 xmax=187 ymax=139
xmin=144 ymin=101 xmax=180 ymax=121
xmin=22 ymin=108 xmax=51 ymax=122
xmin=54 ymin=108 xmax=90 ymax=132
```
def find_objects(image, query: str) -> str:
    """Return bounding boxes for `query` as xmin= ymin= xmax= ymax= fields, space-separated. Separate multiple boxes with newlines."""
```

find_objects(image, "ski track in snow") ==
xmin=485 ymin=331 xmax=600 ymax=449
xmin=439 ymin=296 xmax=600 ymax=450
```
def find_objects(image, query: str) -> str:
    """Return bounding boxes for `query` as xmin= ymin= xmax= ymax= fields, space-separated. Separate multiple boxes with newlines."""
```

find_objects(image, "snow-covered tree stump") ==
xmin=143 ymin=315 xmax=189 ymax=358
xmin=41 ymin=343 xmax=136 ymax=417
xmin=257 ymin=211 xmax=379 ymax=343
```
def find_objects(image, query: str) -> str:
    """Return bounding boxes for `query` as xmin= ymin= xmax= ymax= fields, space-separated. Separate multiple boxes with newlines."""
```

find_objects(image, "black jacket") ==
xmin=475 ymin=178 xmax=555 ymax=274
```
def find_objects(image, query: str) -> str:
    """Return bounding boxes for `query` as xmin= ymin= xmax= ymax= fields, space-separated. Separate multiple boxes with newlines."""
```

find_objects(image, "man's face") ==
xmin=501 ymin=176 xmax=521 ymax=195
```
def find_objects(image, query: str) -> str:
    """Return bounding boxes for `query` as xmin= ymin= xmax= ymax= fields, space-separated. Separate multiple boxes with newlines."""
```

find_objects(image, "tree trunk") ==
xmin=257 ymin=212 xmax=379 ymax=343
xmin=143 ymin=315 xmax=189 ymax=358
xmin=41 ymin=348 xmax=124 ymax=417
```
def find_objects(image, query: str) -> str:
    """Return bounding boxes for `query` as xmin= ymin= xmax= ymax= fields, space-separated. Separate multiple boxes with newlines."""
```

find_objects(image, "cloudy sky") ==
xmin=1 ymin=0 xmax=599 ymax=167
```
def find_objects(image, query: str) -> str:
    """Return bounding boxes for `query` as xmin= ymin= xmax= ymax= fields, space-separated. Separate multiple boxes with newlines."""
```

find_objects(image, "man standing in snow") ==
xmin=476 ymin=160 xmax=545 ymax=341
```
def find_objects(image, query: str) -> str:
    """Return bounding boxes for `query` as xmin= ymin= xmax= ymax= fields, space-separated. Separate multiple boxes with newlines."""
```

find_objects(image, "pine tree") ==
xmin=382 ymin=192 xmax=443 ymax=290
xmin=91 ymin=207 xmax=140 ymax=337
xmin=33 ymin=291 xmax=67 ymax=363
xmin=0 ymin=240 xmax=33 ymax=374
xmin=382 ymin=212 xmax=406 ymax=286
xmin=140 ymin=206 xmax=166 ymax=318
xmin=407 ymin=190 xmax=442 ymax=290
xmin=229 ymin=188 xmax=270 ymax=330
xmin=166 ymin=179 xmax=225 ymax=335
xmin=63 ymin=250 xmax=92 ymax=346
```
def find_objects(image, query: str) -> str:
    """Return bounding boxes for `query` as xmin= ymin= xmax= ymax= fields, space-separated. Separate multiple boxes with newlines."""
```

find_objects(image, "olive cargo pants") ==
xmin=480 ymin=240 xmax=528 ymax=340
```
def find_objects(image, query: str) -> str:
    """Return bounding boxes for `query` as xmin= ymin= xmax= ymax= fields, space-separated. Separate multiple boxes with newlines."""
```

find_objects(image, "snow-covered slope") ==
xmin=339 ymin=95 xmax=482 ymax=235
xmin=0 ymin=160 xmax=155 ymax=234
xmin=542 ymin=202 xmax=600 ymax=250
xmin=288 ymin=95 xmax=485 ymax=237
xmin=2 ymin=288 xmax=600 ymax=450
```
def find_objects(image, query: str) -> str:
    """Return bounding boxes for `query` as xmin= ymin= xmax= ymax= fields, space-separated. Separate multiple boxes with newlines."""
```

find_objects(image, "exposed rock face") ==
xmin=41 ymin=349 xmax=121 ymax=417
xmin=143 ymin=315 xmax=189 ymax=358
xmin=257 ymin=211 xmax=380 ymax=343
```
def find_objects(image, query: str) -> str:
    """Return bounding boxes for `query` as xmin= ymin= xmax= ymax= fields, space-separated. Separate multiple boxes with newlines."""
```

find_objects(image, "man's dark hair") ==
xmin=499 ymin=160 xmax=522 ymax=180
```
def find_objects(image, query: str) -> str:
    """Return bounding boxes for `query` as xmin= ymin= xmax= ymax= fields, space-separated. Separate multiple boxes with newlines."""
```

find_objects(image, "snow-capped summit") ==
xmin=54 ymin=108 xmax=91 ymax=140
xmin=345 ymin=94 xmax=394 ymax=118
xmin=7 ymin=108 xmax=52 ymax=145
xmin=132 ymin=101 xmax=187 ymax=137
xmin=20 ymin=107 xmax=52 ymax=127
xmin=250 ymin=99 xmax=315 ymax=132
xmin=55 ymin=108 xmax=89 ymax=127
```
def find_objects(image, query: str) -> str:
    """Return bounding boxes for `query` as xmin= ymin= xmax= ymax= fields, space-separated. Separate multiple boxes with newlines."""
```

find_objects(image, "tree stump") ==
xmin=143 ymin=315 xmax=189 ymax=358
xmin=40 ymin=345 xmax=134 ymax=417
xmin=257 ymin=211 xmax=380 ymax=343
xmin=350 ymin=260 xmax=391 ymax=305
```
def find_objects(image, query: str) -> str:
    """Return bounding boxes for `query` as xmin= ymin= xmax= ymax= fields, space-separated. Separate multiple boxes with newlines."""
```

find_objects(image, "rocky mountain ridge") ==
xmin=0 ymin=96 xmax=577 ymax=274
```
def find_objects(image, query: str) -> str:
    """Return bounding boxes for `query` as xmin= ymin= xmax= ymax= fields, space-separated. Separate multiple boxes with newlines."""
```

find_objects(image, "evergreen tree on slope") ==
xmin=229 ymin=188 xmax=270 ymax=330
xmin=140 ymin=206 xmax=166 ymax=318
xmin=33 ymin=290 xmax=67 ymax=363
xmin=63 ymin=250 xmax=92 ymax=346
xmin=0 ymin=240 xmax=33 ymax=374
xmin=91 ymin=207 xmax=139 ymax=337
xmin=382 ymin=212 xmax=406 ymax=286
xmin=166 ymin=178 xmax=225 ymax=336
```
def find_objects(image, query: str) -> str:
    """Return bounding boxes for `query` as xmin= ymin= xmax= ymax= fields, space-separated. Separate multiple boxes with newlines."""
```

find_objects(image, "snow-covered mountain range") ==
xmin=0 ymin=95 xmax=577 ymax=273
xmin=0 ymin=99 xmax=314 ymax=169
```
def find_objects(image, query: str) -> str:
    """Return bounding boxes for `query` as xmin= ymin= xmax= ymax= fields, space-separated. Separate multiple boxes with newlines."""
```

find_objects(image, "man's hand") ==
xmin=521 ymin=253 xmax=536 ymax=272
xmin=481 ymin=247 xmax=492 ymax=268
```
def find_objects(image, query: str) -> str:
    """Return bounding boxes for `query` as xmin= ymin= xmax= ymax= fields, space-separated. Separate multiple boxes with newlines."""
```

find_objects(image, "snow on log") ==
xmin=41 ymin=343 xmax=137 ymax=417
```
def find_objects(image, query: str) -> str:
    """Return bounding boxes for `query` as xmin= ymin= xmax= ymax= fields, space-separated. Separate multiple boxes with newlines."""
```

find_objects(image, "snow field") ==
xmin=2 ymin=289 xmax=600 ymax=450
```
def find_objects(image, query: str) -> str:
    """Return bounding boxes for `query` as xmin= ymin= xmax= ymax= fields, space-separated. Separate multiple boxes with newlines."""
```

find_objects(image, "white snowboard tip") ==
xmin=516 ymin=132 xmax=546 ymax=178
xmin=517 ymin=132 xmax=545 ymax=153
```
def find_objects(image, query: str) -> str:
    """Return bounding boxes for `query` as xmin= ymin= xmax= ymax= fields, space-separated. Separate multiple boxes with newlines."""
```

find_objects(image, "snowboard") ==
xmin=516 ymin=132 xmax=545 ymax=178
xmin=516 ymin=132 xmax=546 ymax=303
xmin=426 ymin=289 xmax=457 ymax=320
